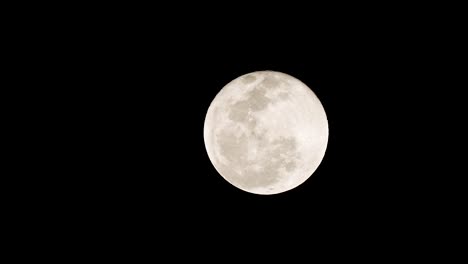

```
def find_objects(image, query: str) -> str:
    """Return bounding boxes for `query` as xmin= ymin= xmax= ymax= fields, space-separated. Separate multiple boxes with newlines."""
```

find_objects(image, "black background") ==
xmin=27 ymin=3 xmax=460 ymax=257
xmin=81 ymin=31 xmax=417 ymax=237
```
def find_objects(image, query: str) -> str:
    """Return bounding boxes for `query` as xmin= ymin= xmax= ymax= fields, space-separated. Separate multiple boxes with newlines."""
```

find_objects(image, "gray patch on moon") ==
xmin=246 ymin=86 xmax=270 ymax=111
xmin=228 ymin=79 xmax=278 ymax=118
xmin=261 ymin=75 xmax=280 ymax=88
xmin=217 ymin=127 xmax=248 ymax=164
xmin=242 ymin=74 xmax=257 ymax=84
xmin=216 ymin=128 xmax=299 ymax=190
xmin=227 ymin=84 xmax=269 ymax=122
xmin=228 ymin=101 xmax=250 ymax=122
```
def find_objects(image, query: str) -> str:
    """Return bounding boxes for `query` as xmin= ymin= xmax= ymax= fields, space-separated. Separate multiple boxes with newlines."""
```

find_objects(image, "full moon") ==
xmin=204 ymin=71 xmax=328 ymax=195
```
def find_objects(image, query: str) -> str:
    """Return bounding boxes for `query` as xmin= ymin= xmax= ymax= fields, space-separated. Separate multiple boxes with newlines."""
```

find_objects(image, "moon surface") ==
xmin=204 ymin=71 xmax=328 ymax=195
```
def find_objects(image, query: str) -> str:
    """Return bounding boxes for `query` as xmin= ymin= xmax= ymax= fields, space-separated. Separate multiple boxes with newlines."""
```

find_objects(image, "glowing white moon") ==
xmin=204 ymin=71 xmax=328 ymax=195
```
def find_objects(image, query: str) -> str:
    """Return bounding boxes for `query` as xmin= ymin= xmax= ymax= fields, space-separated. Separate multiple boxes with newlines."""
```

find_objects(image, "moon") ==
xmin=204 ymin=71 xmax=328 ymax=195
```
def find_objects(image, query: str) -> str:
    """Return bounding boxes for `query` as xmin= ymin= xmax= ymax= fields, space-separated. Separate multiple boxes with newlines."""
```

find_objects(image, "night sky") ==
xmin=41 ymin=4 xmax=454 ymax=257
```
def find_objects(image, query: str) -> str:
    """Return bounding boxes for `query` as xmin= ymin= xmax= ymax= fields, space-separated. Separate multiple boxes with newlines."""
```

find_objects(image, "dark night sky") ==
xmin=82 ymin=29 xmax=422 ymax=236
xmin=43 ymin=4 xmax=458 ymax=256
